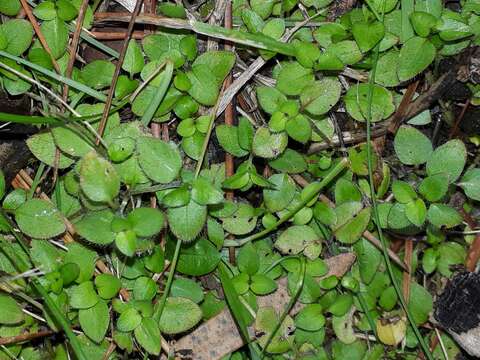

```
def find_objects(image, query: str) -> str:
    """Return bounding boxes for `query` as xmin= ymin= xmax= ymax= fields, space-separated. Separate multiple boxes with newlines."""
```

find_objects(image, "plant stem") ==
xmin=364 ymin=3 xmax=433 ymax=359
xmin=141 ymin=61 xmax=174 ymax=127
xmin=153 ymin=238 xmax=182 ymax=322
xmin=224 ymin=158 xmax=348 ymax=247
xmin=260 ymin=257 xmax=305 ymax=358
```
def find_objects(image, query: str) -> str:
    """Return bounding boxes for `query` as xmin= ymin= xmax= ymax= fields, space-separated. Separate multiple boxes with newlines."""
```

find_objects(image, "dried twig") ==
xmin=0 ymin=329 xmax=55 ymax=346
xmin=96 ymin=0 xmax=144 ymax=141
xmin=18 ymin=0 xmax=61 ymax=74
xmin=63 ymin=0 xmax=91 ymax=101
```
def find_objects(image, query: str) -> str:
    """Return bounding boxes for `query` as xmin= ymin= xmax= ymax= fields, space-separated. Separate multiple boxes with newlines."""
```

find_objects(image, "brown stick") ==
xmin=90 ymin=30 xmax=146 ymax=40
xmin=0 ymin=329 xmax=55 ymax=346
xmin=96 ymin=0 xmax=145 ymax=142
xmin=387 ymin=81 xmax=420 ymax=135
xmin=449 ymin=100 xmax=470 ymax=139
xmin=402 ymin=238 xmax=413 ymax=304
xmin=18 ymin=0 xmax=61 ymax=74
xmin=63 ymin=0 xmax=91 ymax=101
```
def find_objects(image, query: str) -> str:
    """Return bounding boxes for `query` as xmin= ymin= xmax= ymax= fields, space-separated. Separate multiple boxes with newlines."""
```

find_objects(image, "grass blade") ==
xmin=141 ymin=61 xmax=173 ymax=126
xmin=0 ymin=50 xmax=107 ymax=102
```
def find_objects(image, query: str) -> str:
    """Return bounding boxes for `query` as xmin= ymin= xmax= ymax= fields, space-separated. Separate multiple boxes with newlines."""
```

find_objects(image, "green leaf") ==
xmin=334 ymin=207 xmax=371 ymax=244
xmin=392 ymin=180 xmax=417 ymax=203
xmin=122 ymin=40 xmax=144 ymax=75
xmin=255 ymin=306 xmax=294 ymax=353
xmin=257 ymin=86 xmax=287 ymax=114
xmin=408 ymin=282 xmax=432 ymax=325
xmin=175 ymin=238 xmax=221 ymax=276
xmin=410 ymin=11 xmax=437 ymax=37
xmin=192 ymin=50 xmax=235 ymax=85
xmin=295 ymin=304 xmax=325 ymax=331
xmin=167 ymin=199 xmax=206 ymax=242
xmin=459 ymin=168 xmax=480 ymax=201
xmin=375 ymin=50 xmax=400 ymax=87
xmin=0 ymin=0 xmax=21 ymax=16
xmin=437 ymin=242 xmax=466 ymax=277
xmin=74 ymin=210 xmax=115 ymax=245
xmin=237 ymin=243 xmax=260 ymax=275
xmin=52 ymin=125 xmax=94 ymax=158
xmin=276 ymin=62 xmax=314 ymax=96
xmin=15 ymin=199 xmax=66 ymax=239
xmin=252 ymin=127 xmax=288 ymax=159
xmin=117 ymin=308 xmax=142 ymax=332
xmin=115 ymin=230 xmax=137 ymax=257
xmin=250 ymin=273 xmax=277 ymax=295
xmin=79 ymin=300 xmax=109 ymax=343
xmin=300 ymin=78 xmax=342 ymax=116
xmin=186 ymin=65 xmax=220 ymax=105
xmin=352 ymin=21 xmax=385 ymax=53
xmin=134 ymin=318 xmax=161 ymax=355
xmin=127 ymin=207 xmax=165 ymax=237
xmin=159 ymin=297 xmax=202 ymax=334
xmin=64 ymin=242 xmax=96 ymax=283
xmin=41 ymin=19 xmax=68 ymax=59
xmin=81 ymin=60 xmax=115 ymax=89
xmin=133 ymin=277 xmax=157 ymax=301
xmin=405 ymin=198 xmax=427 ymax=227
xmin=0 ymin=294 xmax=24 ymax=324
xmin=238 ymin=117 xmax=254 ymax=151
xmin=397 ymin=36 xmax=436 ymax=81
xmin=222 ymin=203 xmax=257 ymax=235
xmin=30 ymin=239 xmax=62 ymax=273
xmin=353 ymin=238 xmax=382 ymax=284
xmin=95 ymin=274 xmax=121 ymax=300
xmin=0 ymin=20 xmax=31 ymax=57
xmin=171 ymin=278 xmax=204 ymax=303
xmin=137 ymin=136 xmax=182 ymax=184
xmin=344 ymin=84 xmax=395 ymax=122
xmin=263 ymin=174 xmax=296 ymax=212
xmin=200 ymin=291 xmax=225 ymax=320
xmin=394 ymin=125 xmax=433 ymax=165
xmin=191 ymin=177 xmax=224 ymax=206
xmin=427 ymin=203 xmax=462 ymax=228
xmin=27 ymin=132 xmax=74 ymax=169
xmin=426 ymin=139 xmax=466 ymax=183
xmin=215 ymin=125 xmax=250 ymax=157
xmin=275 ymin=225 xmax=320 ymax=256
xmin=70 ymin=281 xmax=99 ymax=309
xmin=79 ymin=152 xmax=120 ymax=203
xmin=269 ymin=149 xmax=307 ymax=174
xmin=285 ymin=115 xmax=311 ymax=144
xmin=418 ymin=174 xmax=449 ymax=202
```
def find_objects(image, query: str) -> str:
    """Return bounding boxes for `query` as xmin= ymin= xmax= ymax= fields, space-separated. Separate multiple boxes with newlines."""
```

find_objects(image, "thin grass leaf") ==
xmin=98 ymin=14 xmax=296 ymax=56
xmin=0 ymin=228 xmax=87 ymax=360
xmin=218 ymin=261 xmax=260 ymax=359
xmin=364 ymin=4 xmax=434 ymax=359
xmin=141 ymin=61 xmax=173 ymax=126
xmin=0 ymin=112 xmax=62 ymax=125
xmin=225 ymin=158 xmax=348 ymax=247
xmin=0 ymin=50 xmax=107 ymax=102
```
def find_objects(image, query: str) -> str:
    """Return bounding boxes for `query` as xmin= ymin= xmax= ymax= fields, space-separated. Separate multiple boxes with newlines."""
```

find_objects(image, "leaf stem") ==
xmin=141 ymin=61 xmax=174 ymax=126
xmin=153 ymin=238 xmax=182 ymax=323
xmin=224 ymin=158 xmax=348 ymax=247
xmin=260 ymin=257 xmax=305 ymax=358
xmin=364 ymin=3 xmax=434 ymax=359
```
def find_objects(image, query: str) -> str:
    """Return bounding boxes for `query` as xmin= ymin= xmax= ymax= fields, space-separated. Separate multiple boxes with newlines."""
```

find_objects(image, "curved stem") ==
xmin=363 ymin=2 xmax=433 ymax=359
xmin=153 ymin=238 xmax=182 ymax=323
